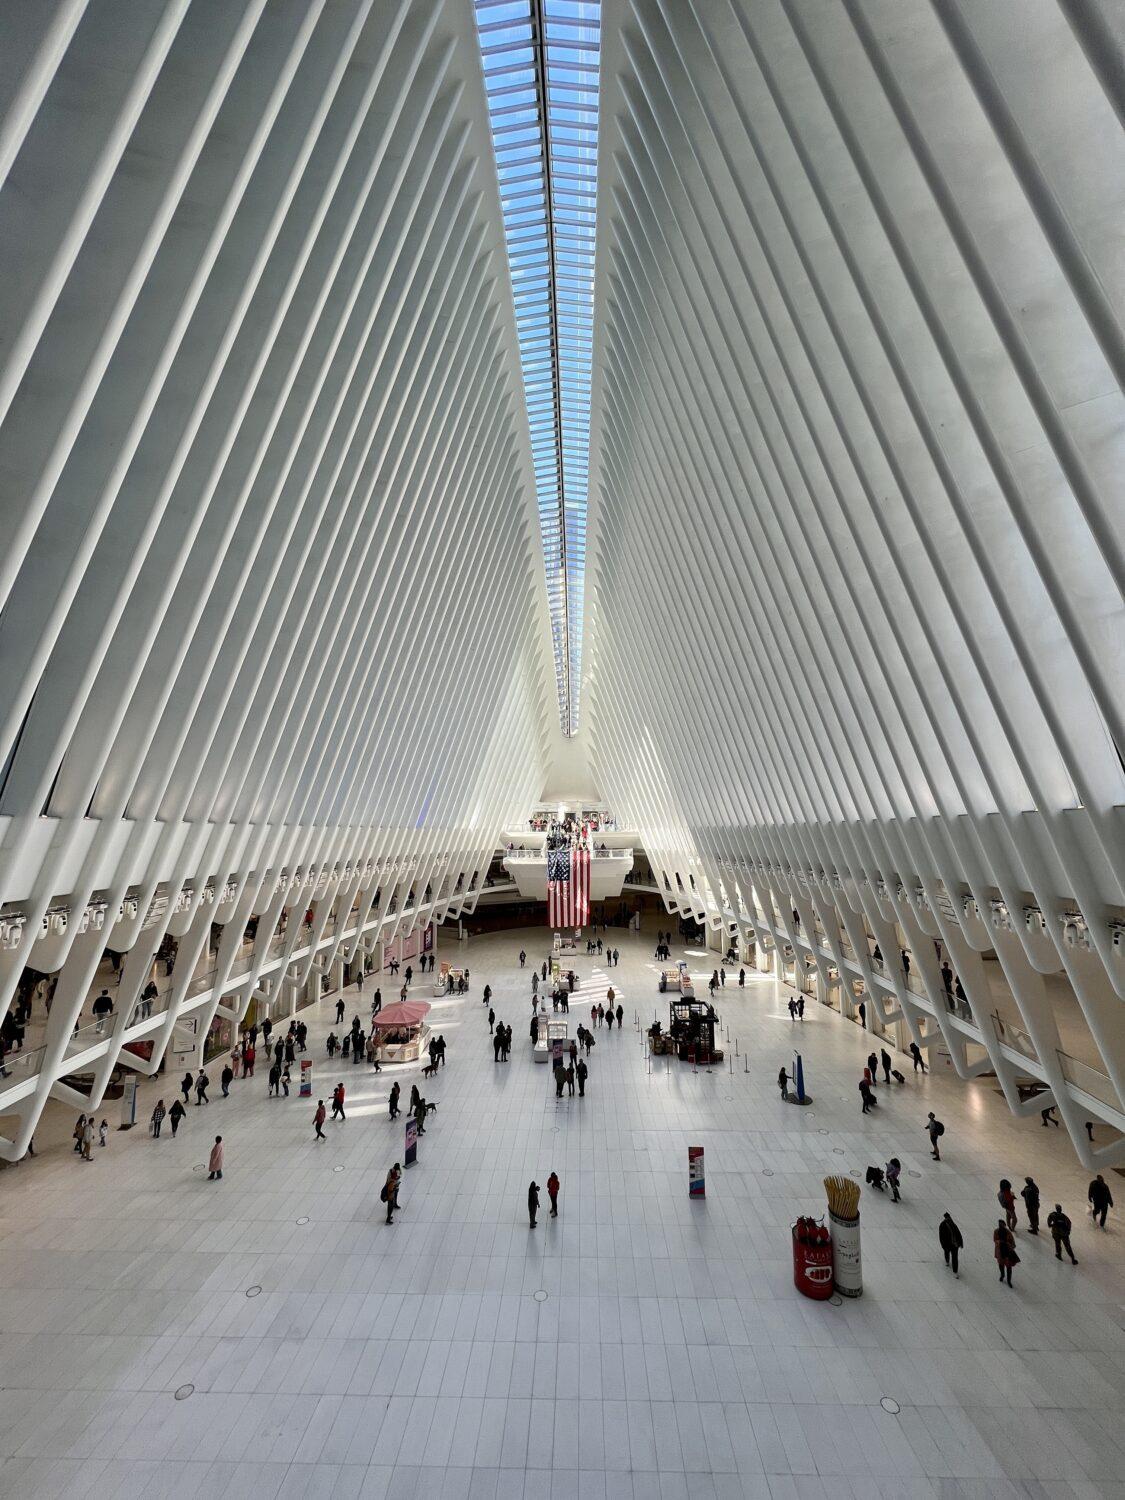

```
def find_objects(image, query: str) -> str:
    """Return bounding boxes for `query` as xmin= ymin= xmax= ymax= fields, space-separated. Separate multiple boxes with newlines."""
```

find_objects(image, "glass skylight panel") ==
xmin=475 ymin=0 xmax=599 ymax=736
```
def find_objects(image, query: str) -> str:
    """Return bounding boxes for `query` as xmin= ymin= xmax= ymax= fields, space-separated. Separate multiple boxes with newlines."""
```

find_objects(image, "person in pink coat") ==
xmin=208 ymin=1135 xmax=224 ymax=1180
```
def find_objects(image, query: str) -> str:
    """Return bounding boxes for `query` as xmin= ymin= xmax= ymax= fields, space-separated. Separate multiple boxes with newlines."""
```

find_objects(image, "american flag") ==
xmin=548 ymin=845 xmax=590 ymax=929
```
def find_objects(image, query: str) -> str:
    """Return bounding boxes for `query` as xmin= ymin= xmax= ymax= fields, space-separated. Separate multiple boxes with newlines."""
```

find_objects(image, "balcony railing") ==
xmin=1056 ymin=1050 xmax=1121 ymax=1111
xmin=504 ymin=846 xmax=633 ymax=861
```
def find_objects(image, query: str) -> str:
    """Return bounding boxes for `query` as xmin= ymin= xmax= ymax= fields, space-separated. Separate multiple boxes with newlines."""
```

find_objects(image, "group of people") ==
xmin=527 ymin=1171 xmax=561 ymax=1225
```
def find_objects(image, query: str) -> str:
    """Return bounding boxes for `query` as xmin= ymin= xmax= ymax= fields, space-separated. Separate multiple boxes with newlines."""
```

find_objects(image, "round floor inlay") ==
xmin=174 ymin=1384 xmax=194 ymax=1400
xmin=762 ymin=1167 xmax=774 ymax=1176
xmin=908 ymin=1169 xmax=922 ymax=1178
xmin=245 ymin=1285 xmax=262 ymax=1298
xmin=829 ymin=1295 xmax=843 ymax=1307
xmin=880 ymin=1397 xmax=901 ymax=1414
xmin=533 ymin=1290 xmax=548 ymax=1302
xmin=192 ymin=1163 xmax=205 ymax=1172
xmin=296 ymin=1216 xmax=309 ymax=1224
xmin=333 ymin=1164 xmax=344 ymax=1172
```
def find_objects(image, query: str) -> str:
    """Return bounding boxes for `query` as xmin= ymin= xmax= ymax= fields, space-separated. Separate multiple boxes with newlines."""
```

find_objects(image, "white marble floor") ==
xmin=0 ymin=920 xmax=1123 ymax=1500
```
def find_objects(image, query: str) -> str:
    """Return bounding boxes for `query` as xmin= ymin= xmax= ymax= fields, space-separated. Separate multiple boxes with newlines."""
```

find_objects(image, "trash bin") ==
xmin=792 ymin=1217 xmax=834 ymax=1299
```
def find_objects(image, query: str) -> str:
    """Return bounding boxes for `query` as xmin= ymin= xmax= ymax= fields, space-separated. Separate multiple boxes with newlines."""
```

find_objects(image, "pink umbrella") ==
xmin=371 ymin=1000 xmax=432 ymax=1029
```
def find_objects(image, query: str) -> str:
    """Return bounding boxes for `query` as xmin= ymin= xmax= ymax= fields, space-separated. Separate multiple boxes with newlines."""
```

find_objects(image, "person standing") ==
xmin=565 ymin=1064 xmax=575 ymax=1096
xmin=1089 ymin=1174 xmax=1113 ymax=1229
xmin=268 ymin=1062 xmax=281 ymax=1097
xmin=528 ymin=1181 xmax=540 ymax=1228
xmin=867 ymin=1051 xmax=878 ymax=1084
xmin=885 ymin=1158 xmax=901 ymax=1203
xmin=389 ymin=1081 xmax=401 ymax=1119
xmin=858 ymin=1001 xmax=866 ymax=1029
xmin=613 ymin=948 xmax=619 ymax=967
xmin=576 ymin=1058 xmax=588 ymax=1097
xmin=181 ymin=1071 xmax=193 ymax=1103
xmin=151 ymin=1100 xmax=166 ymax=1138
xmin=909 ymin=1041 xmax=926 ymax=1073
xmin=92 ymin=989 xmax=114 ymax=1034
xmin=925 ymin=1112 xmax=944 ymax=1160
xmin=547 ymin=1170 xmax=560 ymax=1217
xmin=938 ymin=1212 xmax=963 ymax=1276
xmin=314 ymin=1100 xmax=326 ymax=1140
xmin=778 ymin=1066 xmax=788 ymax=1100
xmin=98 ymin=1119 xmax=108 ymax=1148
xmin=336 ymin=998 xmax=346 ymax=1024
xmin=488 ymin=1008 xmax=495 ymax=1034
xmin=1048 ymin=1204 xmax=1078 ymax=1263
xmin=605 ymin=1007 xmax=614 ymax=1032
xmin=243 ymin=1044 xmax=255 ymax=1078
xmin=993 ymin=1220 xmax=1018 ymax=1286
xmin=519 ymin=950 xmax=526 ymax=968
xmin=208 ymin=1136 xmax=224 ymax=1181
xmin=81 ymin=1117 xmax=95 ymax=1159
xmin=554 ymin=1064 xmax=565 ymax=1098
xmin=383 ymin=1164 xmax=401 ymax=1224
xmin=998 ymin=1179 xmax=1018 ymax=1232
xmin=169 ymin=1099 xmax=185 ymax=1137
xmin=615 ymin=1003 xmax=623 ymax=1028
xmin=738 ymin=968 xmax=745 ymax=987
xmin=859 ymin=1079 xmax=875 ymax=1114
xmin=880 ymin=1048 xmax=892 ymax=1084
xmin=1021 ymin=1177 xmax=1041 ymax=1234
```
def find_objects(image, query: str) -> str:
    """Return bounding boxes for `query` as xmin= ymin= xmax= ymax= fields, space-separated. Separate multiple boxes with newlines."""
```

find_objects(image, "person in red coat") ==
xmin=547 ymin=1171 xmax=560 ymax=1218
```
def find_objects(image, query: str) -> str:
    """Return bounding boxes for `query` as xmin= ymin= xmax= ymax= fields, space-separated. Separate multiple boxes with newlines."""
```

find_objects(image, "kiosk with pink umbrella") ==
xmin=371 ymin=1000 xmax=432 ymax=1064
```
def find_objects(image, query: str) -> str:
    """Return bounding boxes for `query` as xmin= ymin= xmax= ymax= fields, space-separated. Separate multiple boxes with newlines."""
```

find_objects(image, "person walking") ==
xmin=195 ymin=1069 xmax=209 ymax=1106
xmin=336 ymin=998 xmax=346 ymax=1024
xmin=389 ymin=1081 xmax=401 ymax=1119
xmin=281 ymin=1065 xmax=291 ymax=1097
xmin=483 ymin=983 xmax=492 ymax=1007
xmin=169 ymin=1099 xmax=185 ymax=1137
xmin=1088 ymin=1174 xmax=1113 ymax=1229
xmin=383 ymin=1164 xmax=401 ymax=1224
xmin=998 ymin=1179 xmax=1019 ymax=1232
xmin=778 ymin=1066 xmax=788 ymax=1100
xmin=243 ymin=1044 xmax=255 ymax=1078
xmin=528 ymin=1180 xmax=540 ymax=1228
xmin=413 ymin=1097 xmax=427 ymax=1136
xmin=331 ymin=1082 xmax=346 ymax=1121
xmin=554 ymin=1064 xmax=565 ymax=1098
xmin=858 ymin=1001 xmax=866 ymax=1029
xmin=867 ymin=1051 xmax=878 ymax=1084
xmin=488 ymin=1008 xmax=495 ymax=1034
xmin=615 ymin=1003 xmax=623 ymax=1028
xmin=859 ymin=1078 xmax=875 ymax=1114
xmin=910 ymin=1041 xmax=926 ymax=1073
xmin=885 ymin=1158 xmax=902 ymax=1203
xmin=1021 ymin=1177 xmax=1041 ymax=1234
xmin=1048 ymin=1204 xmax=1079 ymax=1263
xmin=221 ymin=1063 xmax=233 ymax=1098
xmin=605 ymin=1007 xmax=614 ymax=1032
xmin=576 ymin=1058 xmax=588 ymax=1097
xmin=208 ymin=1136 xmax=224 ymax=1181
xmin=519 ymin=950 xmax=526 ymax=968
xmin=565 ymin=1064 xmax=575 ymax=1096
xmin=547 ymin=1170 xmax=560 ymax=1217
xmin=313 ymin=1099 xmax=326 ymax=1140
xmin=268 ymin=1062 xmax=281 ymax=1097
xmin=925 ymin=1112 xmax=944 ymax=1160
xmin=150 ymin=1100 xmax=166 ymax=1138
xmin=938 ymin=1212 xmax=963 ymax=1276
xmin=180 ymin=1071 xmax=193 ymax=1103
xmin=993 ymin=1220 xmax=1018 ymax=1286
xmin=1040 ymin=1105 xmax=1060 ymax=1128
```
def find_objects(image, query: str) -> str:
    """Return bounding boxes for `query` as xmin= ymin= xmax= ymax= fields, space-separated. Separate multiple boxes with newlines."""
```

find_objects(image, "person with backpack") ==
xmin=194 ymin=1070 xmax=209 ymax=1105
xmin=382 ymin=1163 xmax=401 ymax=1224
xmin=925 ymin=1112 xmax=944 ymax=1159
xmin=1048 ymin=1204 xmax=1078 ymax=1263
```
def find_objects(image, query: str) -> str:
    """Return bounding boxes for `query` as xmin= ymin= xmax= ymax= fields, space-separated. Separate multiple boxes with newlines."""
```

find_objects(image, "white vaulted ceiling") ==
xmin=0 ymin=0 xmax=1123 ymax=1162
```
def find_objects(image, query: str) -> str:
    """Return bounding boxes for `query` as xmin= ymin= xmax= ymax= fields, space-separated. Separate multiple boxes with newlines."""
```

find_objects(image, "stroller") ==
xmin=865 ymin=1165 xmax=886 ymax=1192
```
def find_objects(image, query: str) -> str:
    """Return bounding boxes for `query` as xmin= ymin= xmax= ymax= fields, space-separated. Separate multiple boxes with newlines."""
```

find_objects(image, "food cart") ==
xmin=371 ymin=1000 xmax=432 ymax=1063
xmin=435 ymin=962 xmax=467 ymax=996
xmin=668 ymin=996 xmax=723 ymax=1065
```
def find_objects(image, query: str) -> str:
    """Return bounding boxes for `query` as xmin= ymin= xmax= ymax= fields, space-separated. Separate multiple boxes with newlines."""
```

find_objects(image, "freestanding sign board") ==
xmin=119 ymin=1076 xmax=137 ymax=1130
xmin=299 ymin=1058 xmax=312 ymax=1097
xmin=688 ymin=1145 xmax=705 ymax=1198
xmin=404 ymin=1118 xmax=418 ymax=1168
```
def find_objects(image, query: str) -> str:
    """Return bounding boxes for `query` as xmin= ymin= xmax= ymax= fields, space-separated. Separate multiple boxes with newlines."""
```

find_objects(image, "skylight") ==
xmin=474 ymin=0 xmax=599 ymax=736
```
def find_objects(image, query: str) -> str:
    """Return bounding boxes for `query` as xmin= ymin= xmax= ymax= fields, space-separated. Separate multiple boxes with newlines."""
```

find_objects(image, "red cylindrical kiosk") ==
xmin=792 ymin=1217 xmax=834 ymax=1299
